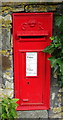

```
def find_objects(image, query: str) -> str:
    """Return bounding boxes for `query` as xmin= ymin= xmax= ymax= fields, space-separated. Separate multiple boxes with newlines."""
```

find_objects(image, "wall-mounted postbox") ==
xmin=13 ymin=13 xmax=53 ymax=110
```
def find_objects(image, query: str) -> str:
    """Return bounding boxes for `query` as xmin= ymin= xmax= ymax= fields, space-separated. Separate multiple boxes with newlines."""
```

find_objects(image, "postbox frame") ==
xmin=12 ymin=12 xmax=53 ymax=110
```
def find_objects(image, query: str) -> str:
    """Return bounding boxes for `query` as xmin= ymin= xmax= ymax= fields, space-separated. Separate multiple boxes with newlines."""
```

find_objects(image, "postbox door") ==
xmin=19 ymin=51 xmax=45 ymax=106
xmin=13 ymin=13 xmax=53 ymax=110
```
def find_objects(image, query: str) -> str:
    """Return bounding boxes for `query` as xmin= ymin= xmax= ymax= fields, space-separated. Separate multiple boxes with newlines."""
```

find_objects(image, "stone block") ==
xmin=5 ymin=80 xmax=13 ymax=89
xmin=17 ymin=110 xmax=48 ymax=118
xmin=2 ymin=55 xmax=11 ymax=71
xmin=4 ymin=14 xmax=12 ymax=21
xmin=2 ymin=28 xmax=11 ymax=50
xmin=2 ymin=89 xmax=14 ymax=98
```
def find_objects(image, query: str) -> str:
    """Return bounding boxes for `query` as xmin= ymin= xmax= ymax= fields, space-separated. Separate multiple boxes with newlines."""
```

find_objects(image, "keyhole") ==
xmin=27 ymin=82 xmax=30 ymax=84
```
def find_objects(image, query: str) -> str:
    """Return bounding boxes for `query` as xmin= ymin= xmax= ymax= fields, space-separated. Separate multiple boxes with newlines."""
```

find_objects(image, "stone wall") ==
xmin=0 ymin=2 xmax=63 ymax=119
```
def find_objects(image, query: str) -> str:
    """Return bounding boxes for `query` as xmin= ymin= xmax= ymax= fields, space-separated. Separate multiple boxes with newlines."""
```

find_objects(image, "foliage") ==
xmin=43 ymin=15 xmax=63 ymax=87
xmin=0 ymin=94 xmax=19 ymax=120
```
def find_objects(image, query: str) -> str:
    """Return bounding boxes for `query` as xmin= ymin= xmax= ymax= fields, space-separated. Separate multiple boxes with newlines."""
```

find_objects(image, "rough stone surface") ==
xmin=0 ymin=28 xmax=2 ymax=50
xmin=5 ymin=80 xmax=13 ymax=89
xmin=2 ymin=55 xmax=11 ymax=71
xmin=0 ymin=88 xmax=14 ymax=98
xmin=0 ymin=54 xmax=2 ymax=88
xmin=2 ymin=28 xmax=11 ymax=50
xmin=4 ymin=14 xmax=12 ymax=21
xmin=17 ymin=110 xmax=48 ymax=118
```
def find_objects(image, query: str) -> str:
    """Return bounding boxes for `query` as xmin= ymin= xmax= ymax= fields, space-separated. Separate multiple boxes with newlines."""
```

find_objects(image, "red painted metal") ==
xmin=12 ymin=13 xmax=53 ymax=110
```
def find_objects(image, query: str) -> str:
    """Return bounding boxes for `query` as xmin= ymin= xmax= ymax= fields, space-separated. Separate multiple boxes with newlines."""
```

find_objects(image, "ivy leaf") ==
xmin=53 ymin=65 xmax=58 ymax=73
xmin=62 ymin=49 xmax=63 ymax=53
xmin=55 ymin=16 xmax=62 ymax=27
xmin=58 ymin=75 xmax=63 ymax=87
xmin=43 ymin=45 xmax=55 ymax=54
xmin=54 ymin=43 xmax=60 ymax=47
xmin=48 ymin=56 xmax=57 ymax=67
xmin=50 ymin=36 xmax=54 ymax=41
xmin=43 ymin=15 xmax=63 ymax=87
xmin=56 ymin=58 xmax=63 ymax=75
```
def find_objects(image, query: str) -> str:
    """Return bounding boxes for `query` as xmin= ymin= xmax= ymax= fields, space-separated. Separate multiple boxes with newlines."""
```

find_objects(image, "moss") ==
xmin=50 ymin=5 xmax=57 ymax=11
xmin=5 ymin=72 xmax=10 ymax=76
xmin=2 ymin=19 xmax=12 ymax=28
xmin=0 ymin=50 xmax=10 ymax=56
xmin=0 ymin=17 xmax=12 ymax=28
xmin=2 ymin=6 xmax=14 ymax=12
xmin=2 ymin=2 xmax=24 ymax=6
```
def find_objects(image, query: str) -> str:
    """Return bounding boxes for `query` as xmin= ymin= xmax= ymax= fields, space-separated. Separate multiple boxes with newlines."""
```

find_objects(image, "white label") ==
xmin=26 ymin=52 xmax=37 ymax=76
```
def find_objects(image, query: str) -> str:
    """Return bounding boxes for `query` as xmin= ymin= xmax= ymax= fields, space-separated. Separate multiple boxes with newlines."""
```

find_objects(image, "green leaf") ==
xmin=55 ymin=58 xmax=63 ymax=75
xmin=1 ymin=97 xmax=18 ymax=119
xmin=54 ymin=43 xmax=60 ymax=48
xmin=62 ymin=49 xmax=63 ymax=53
xmin=55 ymin=16 xmax=62 ymax=27
xmin=1 ymin=113 xmax=7 ymax=119
xmin=10 ymin=109 xmax=17 ymax=118
xmin=58 ymin=75 xmax=63 ymax=87
xmin=53 ymin=65 xmax=58 ymax=73
xmin=48 ymin=56 xmax=57 ymax=67
xmin=12 ymin=98 xmax=19 ymax=103
xmin=50 ymin=36 xmax=54 ymax=40
xmin=43 ymin=45 xmax=55 ymax=54
xmin=44 ymin=15 xmax=63 ymax=87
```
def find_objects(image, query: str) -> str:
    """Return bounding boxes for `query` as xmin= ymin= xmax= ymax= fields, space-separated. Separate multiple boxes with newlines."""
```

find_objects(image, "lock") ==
xmin=27 ymin=82 xmax=30 ymax=84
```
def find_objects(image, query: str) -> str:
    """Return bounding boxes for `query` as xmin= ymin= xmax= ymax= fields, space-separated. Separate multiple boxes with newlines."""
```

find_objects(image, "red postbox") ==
xmin=13 ymin=13 xmax=53 ymax=110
